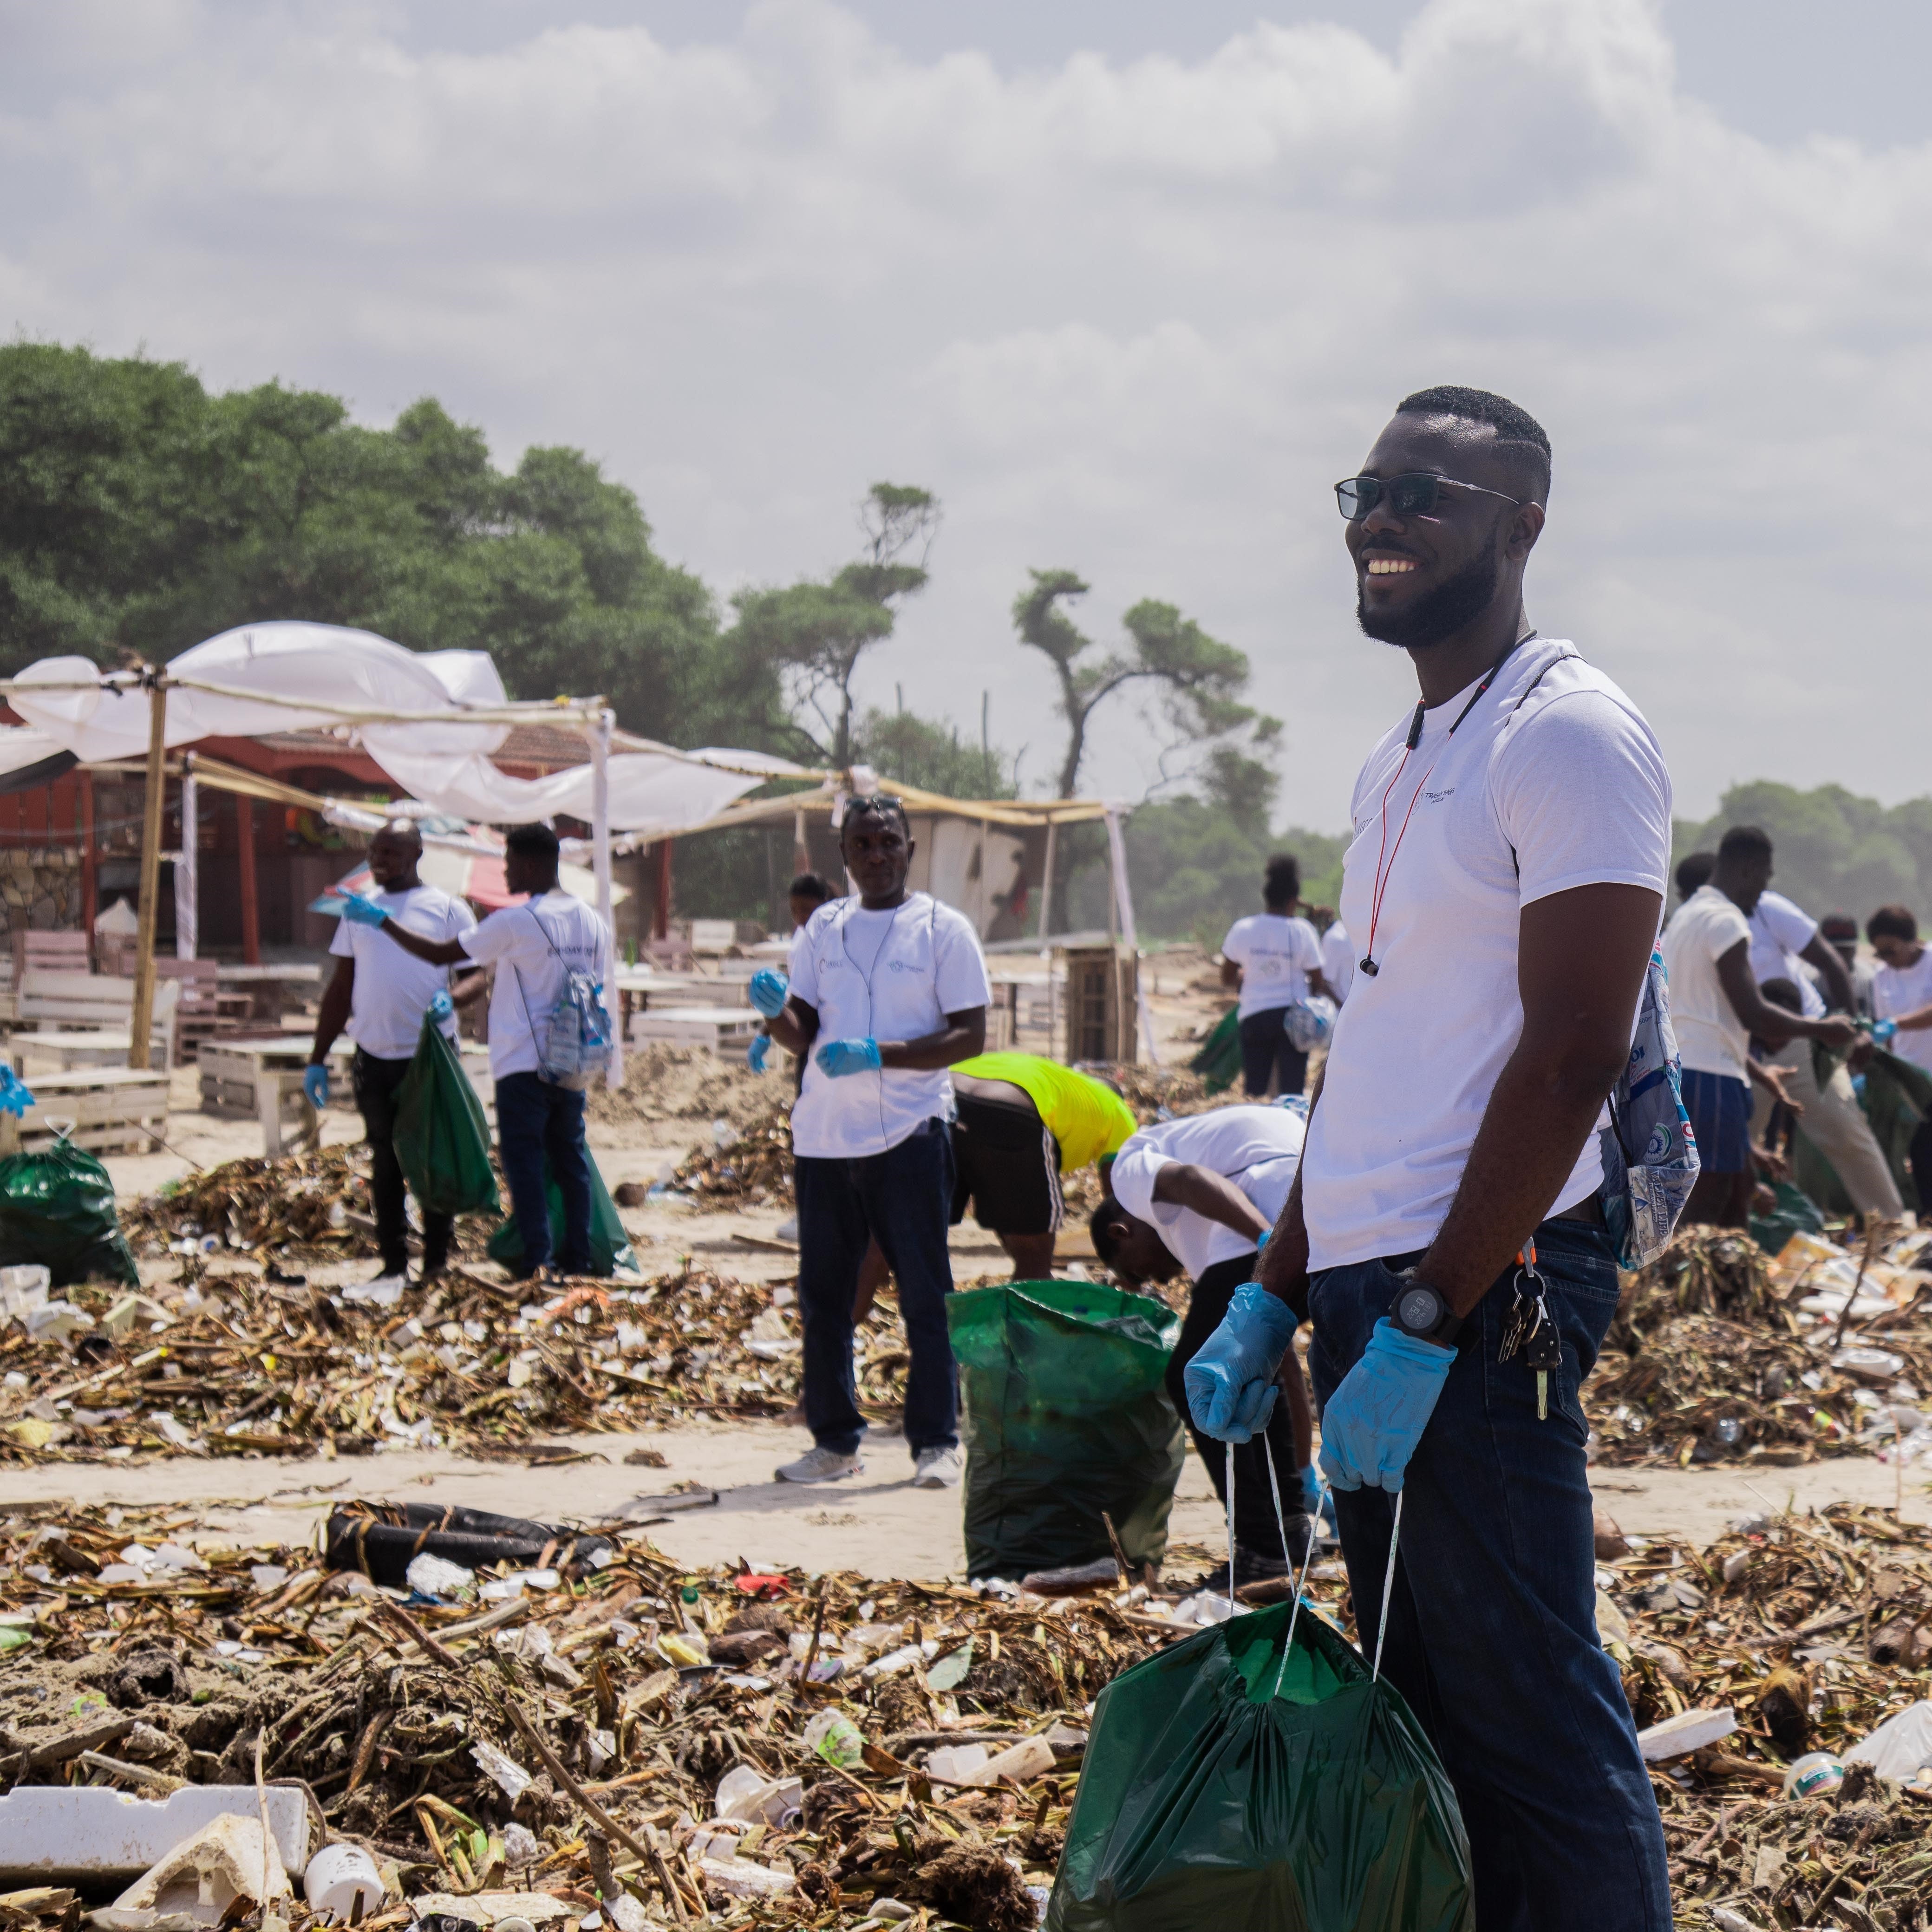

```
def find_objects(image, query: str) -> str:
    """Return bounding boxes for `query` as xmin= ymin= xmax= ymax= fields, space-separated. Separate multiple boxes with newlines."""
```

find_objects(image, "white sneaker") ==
xmin=776 ymin=1446 xmax=864 ymax=1484
xmin=913 ymin=1446 xmax=962 ymax=1489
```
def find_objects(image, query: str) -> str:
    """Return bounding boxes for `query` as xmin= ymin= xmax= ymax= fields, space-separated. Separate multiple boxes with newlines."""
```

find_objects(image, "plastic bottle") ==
xmin=1782 ymin=1751 xmax=1846 ymax=1799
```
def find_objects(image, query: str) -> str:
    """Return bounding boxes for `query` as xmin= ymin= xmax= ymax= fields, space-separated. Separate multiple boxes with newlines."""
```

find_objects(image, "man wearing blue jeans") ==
xmin=1187 ymin=388 xmax=1677 ymax=1927
xmin=342 ymin=822 xmax=609 ymax=1278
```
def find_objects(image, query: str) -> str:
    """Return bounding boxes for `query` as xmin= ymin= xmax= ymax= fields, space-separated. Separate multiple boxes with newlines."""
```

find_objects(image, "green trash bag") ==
xmin=0 ymin=1137 xmax=138 ymax=1287
xmin=1047 ymin=1599 xmax=1475 ymax=1932
xmin=487 ymin=1151 xmax=640 ymax=1279
xmin=393 ymin=1016 xmax=500 ymax=1218
xmin=946 ymin=1279 xmax=1183 ymax=1580
xmin=1189 ymin=1006 xmax=1242 ymax=1096
xmin=1750 ymin=1177 xmax=1824 ymax=1256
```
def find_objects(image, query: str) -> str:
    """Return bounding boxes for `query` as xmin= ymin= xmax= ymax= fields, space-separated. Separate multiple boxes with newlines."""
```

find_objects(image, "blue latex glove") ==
xmin=1318 ymin=1318 xmax=1456 ymax=1494
xmin=0 ymin=1066 xmax=32 ymax=1117
xmin=1299 ymin=1462 xmax=1324 ymax=1515
xmin=428 ymin=989 xmax=454 ymax=1022
xmin=749 ymin=968 xmax=790 ymax=1018
xmin=337 ymin=893 xmax=387 ymax=927
xmin=1183 ymin=1283 xmax=1298 ymax=1443
xmin=747 ymin=1033 xmax=772 ymax=1074
xmin=816 ymin=1037 xmax=882 ymax=1078
xmin=302 ymin=1064 xmax=329 ymax=1108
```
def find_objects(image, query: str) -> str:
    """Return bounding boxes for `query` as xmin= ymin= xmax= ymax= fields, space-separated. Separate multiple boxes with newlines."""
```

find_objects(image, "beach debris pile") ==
xmin=1585 ymin=1223 xmax=1932 ymax=1469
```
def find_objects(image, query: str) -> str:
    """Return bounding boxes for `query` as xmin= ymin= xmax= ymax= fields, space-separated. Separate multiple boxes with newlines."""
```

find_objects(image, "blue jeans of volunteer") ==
xmin=494 ymin=1071 xmax=593 ymax=1278
xmin=1308 ymin=1215 xmax=1671 ymax=1932
xmin=795 ymin=1117 xmax=958 ymax=1459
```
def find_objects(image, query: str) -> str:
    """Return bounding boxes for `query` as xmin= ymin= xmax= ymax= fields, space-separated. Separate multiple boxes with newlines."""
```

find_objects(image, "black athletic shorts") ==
xmin=949 ymin=1092 xmax=1064 ymax=1235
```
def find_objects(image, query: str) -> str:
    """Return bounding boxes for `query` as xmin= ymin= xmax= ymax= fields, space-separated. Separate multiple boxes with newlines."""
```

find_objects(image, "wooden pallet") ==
xmin=0 ymin=1068 xmax=171 ymax=1156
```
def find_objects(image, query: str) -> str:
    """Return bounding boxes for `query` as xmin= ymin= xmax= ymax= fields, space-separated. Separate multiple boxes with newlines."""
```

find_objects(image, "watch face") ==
xmin=1397 ymin=1286 xmax=1441 ymax=1332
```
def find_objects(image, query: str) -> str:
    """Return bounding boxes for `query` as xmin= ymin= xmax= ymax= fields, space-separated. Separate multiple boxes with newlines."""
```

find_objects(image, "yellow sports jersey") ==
xmin=953 ymin=1052 xmax=1139 ymax=1173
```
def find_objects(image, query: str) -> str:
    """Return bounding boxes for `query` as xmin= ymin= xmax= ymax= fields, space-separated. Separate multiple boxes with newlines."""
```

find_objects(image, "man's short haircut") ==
xmin=1717 ymin=824 xmax=1773 ymax=864
xmin=1263 ymin=854 xmax=1301 ymax=907
xmin=1868 ymin=904 xmax=1919 ymax=944
xmin=841 ymin=794 xmax=910 ymax=837
xmin=1675 ymin=851 xmax=1715 ymax=900
xmin=376 ymin=817 xmax=422 ymax=845
xmin=1089 ymin=1198 xmax=1136 ymax=1267
xmin=1396 ymin=385 xmax=1552 ymax=503
xmin=1759 ymin=976 xmax=1804 ymax=1016
xmin=505 ymin=822 xmax=561 ymax=864
xmin=789 ymin=872 xmax=835 ymax=904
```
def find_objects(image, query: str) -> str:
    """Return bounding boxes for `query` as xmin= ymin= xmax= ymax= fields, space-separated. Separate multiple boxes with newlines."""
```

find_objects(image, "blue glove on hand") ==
xmin=428 ymin=990 xmax=454 ymax=1022
xmin=816 ymin=1037 xmax=883 ymax=1078
xmin=337 ymin=893 xmax=387 ymax=928
xmin=1183 ymin=1284 xmax=1298 ymax=1443
xmin=746 ymin=1033 xmax=772 ymax=1074
xmin=1318 ymin=1318 xmax=1456 ymax=1494
xmin=1299 ymin=1462 xmax=1325 ymax=1515
xmin=0 ymin=1066 xmax=32 ymax=1117
xmin=302 ymin=1064 xmax=329 ymax=1108
xmin=749 ymin=969 xmax=790 ymax=1018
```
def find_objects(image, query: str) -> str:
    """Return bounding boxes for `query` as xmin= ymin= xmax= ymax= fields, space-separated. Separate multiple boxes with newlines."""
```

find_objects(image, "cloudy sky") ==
xmin=4 ymin=0 xmax=1930 ymax=828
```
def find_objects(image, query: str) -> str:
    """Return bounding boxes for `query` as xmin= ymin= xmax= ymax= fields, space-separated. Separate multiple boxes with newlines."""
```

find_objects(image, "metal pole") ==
xmin=128 ymin=676 xmax=168 ymax=1071
xmin=590 ymin=708 xmax=621 ymax=1089
xmin=175 ymin=752 xmax=198 ymax=960
xmin=1103 ymin=805 xmax=1160 ymax=1068
xmin=1036 ymin=818 xmax=1057 ymax=956
xmin=977 ymin=816 xmax=989 ymax=936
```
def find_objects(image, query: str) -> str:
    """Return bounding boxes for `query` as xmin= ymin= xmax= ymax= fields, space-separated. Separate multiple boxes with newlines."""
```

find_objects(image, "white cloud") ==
xmin=2 ymin=0 xmax=1930 ymax=822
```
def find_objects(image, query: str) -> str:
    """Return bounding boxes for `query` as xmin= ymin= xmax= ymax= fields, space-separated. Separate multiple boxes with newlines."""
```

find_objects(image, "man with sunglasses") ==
xmin=1184 ymin=387 xmax=1674 ymax=1927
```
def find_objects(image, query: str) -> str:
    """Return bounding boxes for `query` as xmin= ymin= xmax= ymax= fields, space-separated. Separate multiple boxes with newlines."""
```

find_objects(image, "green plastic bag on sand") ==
xmin=1047 ymin=1598 xmax=1475 ymax=1932
xmin=947 ymin=1280 xmax=1183 ymax=1580
xmin=0 ymin=1138 xmax=137 ymax=1287
xmin=487 ymin=1152 xmax=640 ymax=1279
xmin=1188 ymin=1006 xmax=1243 ymax=1096
xmin=394 ymin=1016 xmax=500 ymax=1218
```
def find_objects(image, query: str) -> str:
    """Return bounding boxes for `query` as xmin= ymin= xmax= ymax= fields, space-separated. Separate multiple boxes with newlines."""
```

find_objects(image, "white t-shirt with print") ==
xmin=1221 ymin=913 xmax=1323 ymax=1021
xmin=1873 ymin=948 xmax=1932 ymax=1076
xmin=461 ymin=890 xmax=613 ymax=1082
xmin=1301 ymin=640 xmax=1672 ymax=1273
xmin=1661 ymin=886 xmax=1755 ymax=1079
xmin=1110 ymin=1104 xmax=1305 ymax=1280
xmin=1322 ymin=919 xmax=1355 ymax=1006
xmin=789 ymin=892 xmax=991 ymax=1159
xmin=329 ymin=884 xmax=476 ymax=1061
xmin=1748 ymin=890 xmax=1825 ymax=1018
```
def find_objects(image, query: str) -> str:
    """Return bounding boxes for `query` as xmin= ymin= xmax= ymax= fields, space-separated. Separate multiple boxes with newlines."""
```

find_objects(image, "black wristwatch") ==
xmin=1391 ymin=1274 xmax=1463 ymax=1349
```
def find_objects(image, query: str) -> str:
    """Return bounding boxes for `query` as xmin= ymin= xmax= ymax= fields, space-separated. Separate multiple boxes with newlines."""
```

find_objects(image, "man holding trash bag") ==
xmin=339 ymin=822 xmax=612 ymax=1279
xmin=1185 ymin=388 xmax=1674 ymax=1926
xmin=309 ymin=820 xmax=479 ymax=1288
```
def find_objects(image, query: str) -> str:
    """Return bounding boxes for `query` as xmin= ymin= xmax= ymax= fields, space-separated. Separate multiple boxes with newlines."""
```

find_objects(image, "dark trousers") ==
xmin=1168 ymin=1254 xmax=1307 ymax=1557
xmin=352 ymin=1048 xmax=451 ymax=1277
xmin=1911 ymin=1112 xmax=1932 ymax=1214
xmin=1238 ymin=1007 xmax=1309 ymax=1099
xmin=795 ymin=1119 xmax=957 ymax=1458
xmin=494 ymin=1070 xmax=592 ymax=1278
xmin=1308 ymin=1218 xmax=1671 ymax=1931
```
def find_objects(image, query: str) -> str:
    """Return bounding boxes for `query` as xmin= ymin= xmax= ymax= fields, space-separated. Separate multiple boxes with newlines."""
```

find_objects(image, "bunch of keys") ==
xmin=1498 ymin=1238 xmax=1562 ymax=1421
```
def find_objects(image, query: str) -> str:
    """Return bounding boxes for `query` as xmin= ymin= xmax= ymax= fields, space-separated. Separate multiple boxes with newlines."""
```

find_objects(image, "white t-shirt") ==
xmin=1873 ymin=948 xmax=1932 ymax=1076
xmin=1660 ymin=886 xmax=1755 ymax=1079
xmin=1221 ymin=913 xmax=1322 ymax=1021
xmin=461 ymin=890 xmax=613 ymax=1081
xmin=1748 ymin=890 xmax=1825 ymax=1018
xmin=1302 ymin=641 xmax=1672 ymax=1272
xmin=1322 ymin=919 xmax=1355 ymax=1006
xmin=329 ymin=884 xmax=476 ymax=1060
xmin=789 ymin=892 xmax=991 ymax=1159
xmin=1110 ymin=1105 xmax=1306 ymax=1280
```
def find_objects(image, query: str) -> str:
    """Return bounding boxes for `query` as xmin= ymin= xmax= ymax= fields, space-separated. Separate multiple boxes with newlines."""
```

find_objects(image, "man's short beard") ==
xmin=1357 ymin=532 xmax=1503 ymax=649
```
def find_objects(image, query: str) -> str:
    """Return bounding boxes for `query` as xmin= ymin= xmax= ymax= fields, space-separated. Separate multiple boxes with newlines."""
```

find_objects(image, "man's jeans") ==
xmin=795 ymin=1119 xmax=958 ymax=1459
xmin=494 ymin=1071 xmax=593 ymax=1277
xmin=1308 ymin=1217 xmax=1671 ymax=1932
xmin=352 ymin=1048 xmax=451 ymax=1278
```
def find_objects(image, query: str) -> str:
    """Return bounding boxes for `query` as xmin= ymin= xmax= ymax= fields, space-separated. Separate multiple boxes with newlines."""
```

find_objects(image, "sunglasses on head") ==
xmin=1334 ymin=472 xmax=1524 ymax=522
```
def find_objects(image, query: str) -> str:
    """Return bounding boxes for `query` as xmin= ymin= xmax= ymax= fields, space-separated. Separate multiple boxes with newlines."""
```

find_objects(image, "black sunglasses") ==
xmin=1334 ymin=472 xmax=1523 ymax=522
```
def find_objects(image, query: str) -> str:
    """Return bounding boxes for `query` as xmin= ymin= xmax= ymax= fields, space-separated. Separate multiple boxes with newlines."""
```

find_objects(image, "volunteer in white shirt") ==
xmin=308 ymin=821 xmax=478 ymax=1286
xmin=1186 ymin=387 xmax=1677 ymax=1923
xmin=1091 ymin=1104 xmax=1317 ymax=1581
xmin=1320 ymin=914 xmax=1355 ymax=1006
xmin=342 ymin=823 xmax=613 ymax=1279
xmin=1868 ymin=903 xmax=1932 ymax=1209
xmin=760 ymin=796 xmax=990 ymax=1490
xmin=1738 ymin=846 xmax=1900 ymax=1218
xmin=1219 ymin=855 xmax=1335 ymax=1098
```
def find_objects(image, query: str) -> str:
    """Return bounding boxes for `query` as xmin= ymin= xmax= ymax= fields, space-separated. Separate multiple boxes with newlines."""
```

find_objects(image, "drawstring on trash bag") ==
xmin=1272 ymin=1456 xmax=1330 ymax=1697
xmin=1225 ymin=1441 xmax=1236 ymax=1607
xmin=1372 ymin=1489 xmax=1405 ymax=1682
